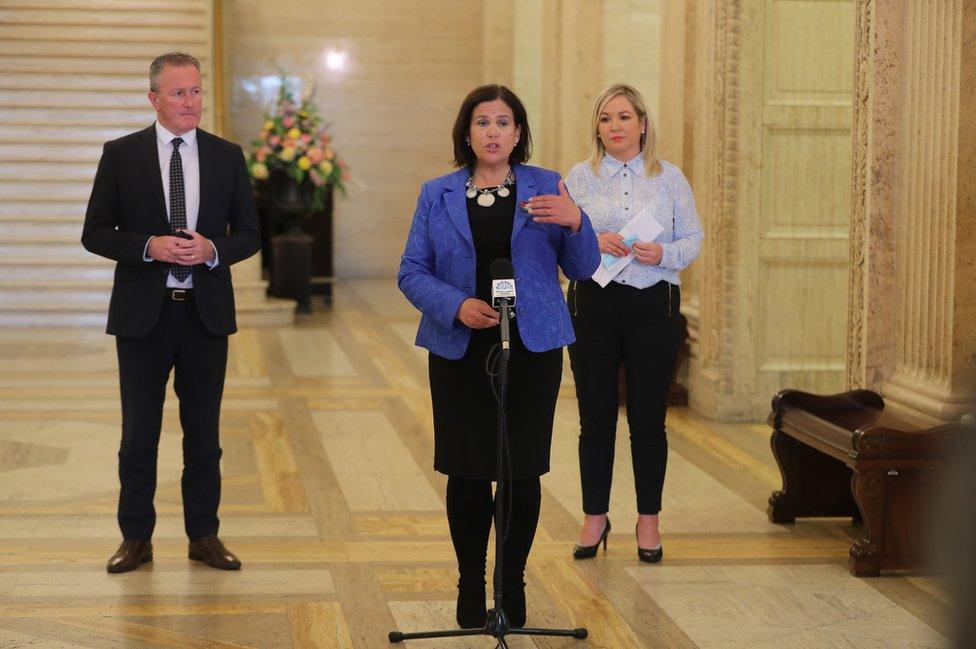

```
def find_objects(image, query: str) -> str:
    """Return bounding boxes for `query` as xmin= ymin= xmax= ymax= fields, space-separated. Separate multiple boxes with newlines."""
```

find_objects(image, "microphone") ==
xmin=490 ymin=258 xmax=516 ymax=352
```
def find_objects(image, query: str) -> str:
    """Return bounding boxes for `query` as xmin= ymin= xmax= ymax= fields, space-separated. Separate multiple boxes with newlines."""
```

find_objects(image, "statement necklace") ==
xmin=465 ymin=169 xmax=515 ymax=207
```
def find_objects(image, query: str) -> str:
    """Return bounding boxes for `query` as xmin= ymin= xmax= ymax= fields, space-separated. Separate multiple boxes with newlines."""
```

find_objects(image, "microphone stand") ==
xmin=389 ymin=301 xmax=588 ymax=647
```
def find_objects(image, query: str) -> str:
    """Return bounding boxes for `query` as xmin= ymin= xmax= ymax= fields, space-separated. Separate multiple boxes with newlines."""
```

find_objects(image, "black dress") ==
xmin=428 ymin=184 xmax=563 ymax=480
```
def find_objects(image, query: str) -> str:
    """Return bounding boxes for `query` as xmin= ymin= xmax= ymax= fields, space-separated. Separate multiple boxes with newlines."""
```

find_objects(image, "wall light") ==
xmin=323 ymin=50 xmax=347 ymax=72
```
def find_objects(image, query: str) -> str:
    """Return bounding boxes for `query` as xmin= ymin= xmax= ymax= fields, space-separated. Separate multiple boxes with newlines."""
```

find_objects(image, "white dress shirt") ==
xmin=565 ymin=154 xmax=703 ymax=289
xmin=144 ymin=121 xmax=218 ymax=288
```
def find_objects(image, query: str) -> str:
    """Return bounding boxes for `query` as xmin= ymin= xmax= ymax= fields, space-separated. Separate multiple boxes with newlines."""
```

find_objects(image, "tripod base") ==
xmin=389 ymin=606 xmax=587 ymax=645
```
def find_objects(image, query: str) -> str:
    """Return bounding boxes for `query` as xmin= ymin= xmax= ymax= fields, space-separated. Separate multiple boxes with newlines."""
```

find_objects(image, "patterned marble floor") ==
xmin=0 ymin=280 xmax=951 ymax=648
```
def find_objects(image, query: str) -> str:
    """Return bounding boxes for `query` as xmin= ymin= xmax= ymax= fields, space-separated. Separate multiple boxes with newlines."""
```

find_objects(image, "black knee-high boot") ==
xmin=497 ymin=477 xmax=542 ymax=628
xmin=446 ymin=477 xmax=494 ymax=628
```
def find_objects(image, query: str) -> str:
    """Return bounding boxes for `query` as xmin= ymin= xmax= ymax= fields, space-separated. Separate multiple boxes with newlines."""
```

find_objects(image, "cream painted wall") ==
xmin=221 ymin=0 xmax=483 ymax=279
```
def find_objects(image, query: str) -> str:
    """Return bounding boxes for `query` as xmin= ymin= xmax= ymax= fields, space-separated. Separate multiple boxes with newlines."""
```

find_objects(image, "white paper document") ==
xmin=591 ymin=207 xmax=665 ymax=287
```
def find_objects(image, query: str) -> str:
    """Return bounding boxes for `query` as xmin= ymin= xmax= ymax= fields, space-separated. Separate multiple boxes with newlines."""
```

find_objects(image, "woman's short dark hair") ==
xmin=451 ymin=84 xmax=532 ymax=168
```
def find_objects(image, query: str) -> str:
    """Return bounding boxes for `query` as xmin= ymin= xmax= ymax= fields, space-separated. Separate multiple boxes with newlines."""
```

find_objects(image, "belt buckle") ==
xmin=171 ymin=289 xmax=187 ymax=302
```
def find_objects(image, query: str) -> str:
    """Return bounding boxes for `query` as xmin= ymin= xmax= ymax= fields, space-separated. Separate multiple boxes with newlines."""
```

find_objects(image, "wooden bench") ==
xmin=766 ymin=389 xmax=962 ymax=576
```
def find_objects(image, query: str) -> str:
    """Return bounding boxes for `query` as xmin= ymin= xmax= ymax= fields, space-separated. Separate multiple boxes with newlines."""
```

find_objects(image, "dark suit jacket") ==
xmin=82 ymin=125 xmax=260 ymax=337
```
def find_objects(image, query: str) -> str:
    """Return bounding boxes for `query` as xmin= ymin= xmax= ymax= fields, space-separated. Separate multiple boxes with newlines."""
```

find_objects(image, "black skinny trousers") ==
xmin=568 ymin=279 xmax=682 ymax=515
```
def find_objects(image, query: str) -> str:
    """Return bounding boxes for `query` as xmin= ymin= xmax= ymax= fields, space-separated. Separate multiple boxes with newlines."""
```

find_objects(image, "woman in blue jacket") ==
xmin=398 ymin=84 xmax=599 ymax=629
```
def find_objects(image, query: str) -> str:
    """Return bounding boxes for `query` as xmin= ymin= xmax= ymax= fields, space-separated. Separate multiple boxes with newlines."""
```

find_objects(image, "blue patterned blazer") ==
xmin=398 ymin=164 xmax=600 ymax=360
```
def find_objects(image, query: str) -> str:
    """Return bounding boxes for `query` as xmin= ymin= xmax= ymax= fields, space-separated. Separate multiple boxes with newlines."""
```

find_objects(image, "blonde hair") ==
xmin=588 ymin=84 xmax=662 ymax=177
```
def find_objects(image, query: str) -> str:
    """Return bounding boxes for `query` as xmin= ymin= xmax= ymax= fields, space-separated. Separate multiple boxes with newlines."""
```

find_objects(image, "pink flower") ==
xmin=307 ymin=147 xmax=323 ymax=164
xmin=255 ymin=149 xmax=267 ymax=162
xmin=309 ymin=169 xmax=325 ymax=186
xmin=269 ymin=135 xmax=281 ymax=146
xmin=282 ymin=116 xmax=295 ymax=128
xmin=301 ymin=134 xmax=312 ymax=144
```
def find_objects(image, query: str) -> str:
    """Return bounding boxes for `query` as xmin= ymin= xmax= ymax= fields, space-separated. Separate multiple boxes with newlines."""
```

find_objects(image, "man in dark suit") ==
xmin=82 ymin=52 xmax=260 ymax=573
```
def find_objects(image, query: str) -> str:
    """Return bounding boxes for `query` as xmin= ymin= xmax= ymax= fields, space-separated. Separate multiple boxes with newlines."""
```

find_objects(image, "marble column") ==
xmin=848 ymin=0 xmax=976 ymax=423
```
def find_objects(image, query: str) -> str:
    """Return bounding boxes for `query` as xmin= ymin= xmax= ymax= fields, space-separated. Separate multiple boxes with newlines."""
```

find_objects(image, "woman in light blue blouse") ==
xmin=564 ymin=84 xmax=703 ymax=563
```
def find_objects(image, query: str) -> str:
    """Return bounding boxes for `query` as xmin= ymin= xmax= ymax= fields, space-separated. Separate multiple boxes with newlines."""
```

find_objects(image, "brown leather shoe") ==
xmin=188 ymin=536 xmax=241 ymax=570
xmin=106 ymin=539 xmax=152 ymax=573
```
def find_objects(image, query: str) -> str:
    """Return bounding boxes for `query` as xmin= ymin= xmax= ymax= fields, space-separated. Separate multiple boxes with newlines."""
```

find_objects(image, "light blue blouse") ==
xmin=565 ymin=154 xmax=703 ymax=289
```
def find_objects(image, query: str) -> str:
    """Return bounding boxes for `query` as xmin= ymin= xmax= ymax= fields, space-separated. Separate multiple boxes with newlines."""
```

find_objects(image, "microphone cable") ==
xmin=486 ymin=342 xmax=515 ymax=544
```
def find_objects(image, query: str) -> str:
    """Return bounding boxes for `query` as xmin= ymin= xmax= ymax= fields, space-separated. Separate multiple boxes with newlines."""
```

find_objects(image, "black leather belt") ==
xmin=166 ymin=288 xmax=193 ymax=301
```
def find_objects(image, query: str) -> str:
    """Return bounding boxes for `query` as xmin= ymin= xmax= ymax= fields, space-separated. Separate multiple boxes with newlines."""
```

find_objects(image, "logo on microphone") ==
xmin=490 ymin=258 xmax=517 ymax=308
xmin=491 ymin=278 xmax=517 ymax=307
xmin=494 ymin=280 xmax=514 ymax=293
xmin=491 ymin=279 xmax=515 ymax=307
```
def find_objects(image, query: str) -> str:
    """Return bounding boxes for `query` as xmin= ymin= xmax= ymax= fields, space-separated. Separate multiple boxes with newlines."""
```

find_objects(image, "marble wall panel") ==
xmin=761 ymin=126 xmax=852 ymax=236
xmin=758 ymin=260 xmax=848 ymax=369
xmin=764 ymin=0 xmax=854 ymax=104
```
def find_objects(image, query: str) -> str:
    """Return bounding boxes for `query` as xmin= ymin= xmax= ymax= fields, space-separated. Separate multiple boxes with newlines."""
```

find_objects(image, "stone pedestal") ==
xmin=270 ymin=234 xmax=313 ymax=314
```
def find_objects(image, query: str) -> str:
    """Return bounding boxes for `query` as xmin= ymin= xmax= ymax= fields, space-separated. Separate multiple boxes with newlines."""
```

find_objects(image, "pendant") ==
xmin=476 ymin=191 xmax=496 ymax=207
xmin=466 ymin=187 xmax=477 ymax=199
xmin=496 ymin=186 xmax=510 ymax=198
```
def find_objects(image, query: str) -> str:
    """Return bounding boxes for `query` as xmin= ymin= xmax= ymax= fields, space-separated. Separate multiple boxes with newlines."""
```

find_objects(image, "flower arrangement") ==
xmin=246 ymin=73 xmax=347 ymax=211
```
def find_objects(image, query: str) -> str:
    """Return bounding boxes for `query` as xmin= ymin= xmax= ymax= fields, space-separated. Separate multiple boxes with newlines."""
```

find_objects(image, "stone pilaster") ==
xmin=846 ymin=0 xmax=901 ymax=390
xmin=850 ymin=0 xmax=976 ymax=422
xmin=688 ymin=0 xmax=746 ymax=419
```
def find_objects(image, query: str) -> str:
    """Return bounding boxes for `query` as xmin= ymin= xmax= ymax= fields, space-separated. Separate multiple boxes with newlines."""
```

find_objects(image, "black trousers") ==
xmin=568 ymin=280 xmax=682 ymax=515
xmin=115 ymin=296 xmax=228 ymax=541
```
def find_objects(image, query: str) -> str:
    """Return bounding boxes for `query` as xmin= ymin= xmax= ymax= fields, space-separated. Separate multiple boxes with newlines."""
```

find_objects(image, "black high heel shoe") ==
xmin=572 ymin=517 xmax=611 ymax=559
xmin=636 ymin=525 xmax=663 ymax=563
